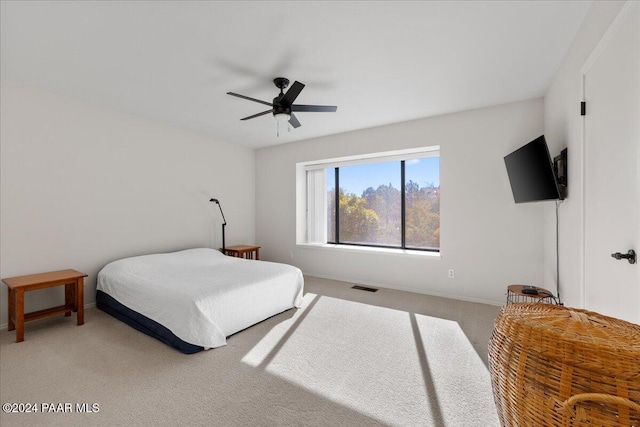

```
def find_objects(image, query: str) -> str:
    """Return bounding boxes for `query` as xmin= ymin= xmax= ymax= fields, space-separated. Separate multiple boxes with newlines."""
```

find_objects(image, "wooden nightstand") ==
xmin=223 ymin=245 xmax=261 ymax=260
xmin=2 ymin=269 xmax=87 ymax=342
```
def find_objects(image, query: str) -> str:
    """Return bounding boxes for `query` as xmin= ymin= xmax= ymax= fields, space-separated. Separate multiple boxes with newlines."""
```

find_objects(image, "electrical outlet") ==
xmin=289 ymin=252 xmax=294 ymax=260
xmin=448 ymin=269 xmax=455 ymax=279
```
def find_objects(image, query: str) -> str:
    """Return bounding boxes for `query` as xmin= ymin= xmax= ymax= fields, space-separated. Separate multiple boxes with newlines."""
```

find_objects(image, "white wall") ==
xmin=543 ymin=1 xmax=627 ymax=309
xmin=256 ymin=98 xmax=545 ymax=306
xmin=0 ymin=80 xmax=255 ymax=327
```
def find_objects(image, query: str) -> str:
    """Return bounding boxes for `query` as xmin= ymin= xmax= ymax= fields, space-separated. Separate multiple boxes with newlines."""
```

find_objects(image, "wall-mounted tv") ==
xmin=504 ymin=135 xmax=565 ymax=203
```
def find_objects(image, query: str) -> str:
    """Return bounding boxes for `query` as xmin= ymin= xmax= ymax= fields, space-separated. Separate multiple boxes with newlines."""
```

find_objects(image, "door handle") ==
xmin=611 ymin=249 xmax=636 ymax=264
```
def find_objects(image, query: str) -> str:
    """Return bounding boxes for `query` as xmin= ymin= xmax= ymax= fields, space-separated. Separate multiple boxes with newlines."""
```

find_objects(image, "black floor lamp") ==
xmin=209 ymin=198 xmax=226 ymax=252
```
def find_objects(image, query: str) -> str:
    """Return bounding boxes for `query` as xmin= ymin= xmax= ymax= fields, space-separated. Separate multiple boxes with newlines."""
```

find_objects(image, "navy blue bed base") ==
xmin=96 ymin=290 xmax=204 ymax=354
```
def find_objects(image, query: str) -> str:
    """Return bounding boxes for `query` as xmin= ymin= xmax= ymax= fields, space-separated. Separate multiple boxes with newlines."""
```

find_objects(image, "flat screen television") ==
xmin=504 ymin=135 xmax=563 ymax=203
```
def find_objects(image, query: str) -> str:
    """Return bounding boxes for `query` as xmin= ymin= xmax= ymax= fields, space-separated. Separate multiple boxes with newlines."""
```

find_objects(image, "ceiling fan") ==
xmin=227 ymin=77 xmax=337 ymax=134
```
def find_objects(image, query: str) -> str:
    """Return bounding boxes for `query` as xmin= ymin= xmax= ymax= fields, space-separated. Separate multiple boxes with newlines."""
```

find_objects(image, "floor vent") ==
xmin=351 ymin=285 xmax=378 ymax=292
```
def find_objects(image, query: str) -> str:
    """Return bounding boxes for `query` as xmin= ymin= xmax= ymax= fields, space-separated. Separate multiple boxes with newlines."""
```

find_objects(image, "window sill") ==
xmin=296 ymin=243 xmax=441 ymax=259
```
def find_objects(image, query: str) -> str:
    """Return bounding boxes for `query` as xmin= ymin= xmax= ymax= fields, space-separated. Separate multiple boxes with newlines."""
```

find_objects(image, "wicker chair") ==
xmin=488 ymin=303 xmax=640 ymax=427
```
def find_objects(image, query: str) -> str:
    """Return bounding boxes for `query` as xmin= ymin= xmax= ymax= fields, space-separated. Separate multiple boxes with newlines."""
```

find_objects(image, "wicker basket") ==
xmin=488 ymin=303 xmax=640 ymax=427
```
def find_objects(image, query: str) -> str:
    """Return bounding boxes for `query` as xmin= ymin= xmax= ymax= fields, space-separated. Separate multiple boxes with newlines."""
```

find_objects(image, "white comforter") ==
xmin=97 ymin=248 xmax=304 ymax=349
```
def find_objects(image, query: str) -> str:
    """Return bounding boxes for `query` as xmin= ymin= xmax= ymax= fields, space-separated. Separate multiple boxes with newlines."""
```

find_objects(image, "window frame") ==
xmin=298 ymin=146 xmax=440 ymax=254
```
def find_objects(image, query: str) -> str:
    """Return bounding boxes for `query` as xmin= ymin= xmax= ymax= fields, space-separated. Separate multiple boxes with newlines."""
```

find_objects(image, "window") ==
xmin=302 ymin=147 xmax=440 ymax=252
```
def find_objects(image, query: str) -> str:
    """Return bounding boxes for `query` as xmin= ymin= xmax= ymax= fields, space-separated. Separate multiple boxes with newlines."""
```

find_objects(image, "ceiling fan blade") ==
xmin=291 ymin=104 xmax=338 ymax=113
xmin=240 ymin=109 xmax=273 ymax=121
xmin=227 ymin=92 xmax=273 ymax=107
xmin=279 ymin=81 xmax=305 ymax=107
xmin=289 ymin=113 xmax=302 ymax=128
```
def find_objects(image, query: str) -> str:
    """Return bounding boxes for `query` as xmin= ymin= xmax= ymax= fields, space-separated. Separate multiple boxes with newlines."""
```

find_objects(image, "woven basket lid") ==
xmin=496 ymin=303 xmax=640 ymax=377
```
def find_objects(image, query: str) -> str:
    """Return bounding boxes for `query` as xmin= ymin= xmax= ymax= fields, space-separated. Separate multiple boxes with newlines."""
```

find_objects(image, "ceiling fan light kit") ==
xmin=227 ymin=77 xmax=337 ymax=136
xmin=274 ymin=113 xmax=291 ymax=123
xmin=274 ymin=112 xmax=291 ymax=136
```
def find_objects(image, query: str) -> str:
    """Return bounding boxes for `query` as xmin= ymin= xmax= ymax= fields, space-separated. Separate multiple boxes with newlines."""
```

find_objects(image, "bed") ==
xmin=96 ymin=248 xmax=304 ymax=353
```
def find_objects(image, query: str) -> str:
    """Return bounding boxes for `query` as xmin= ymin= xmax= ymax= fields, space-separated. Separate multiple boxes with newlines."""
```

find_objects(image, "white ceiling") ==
xmin=1 ymin=1 xmax=591 ymax=149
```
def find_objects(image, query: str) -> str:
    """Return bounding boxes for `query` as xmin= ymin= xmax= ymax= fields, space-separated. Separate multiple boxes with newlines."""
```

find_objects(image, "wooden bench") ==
xmin=2 ymin=269 xmax=87 ymax=342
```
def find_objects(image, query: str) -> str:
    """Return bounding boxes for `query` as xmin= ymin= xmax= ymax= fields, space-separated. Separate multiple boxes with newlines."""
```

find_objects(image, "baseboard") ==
xmin=0 ymin=302 xmax=96 ymax=331
xmin=0 ymin=284 xmax=503 ymax=332
xmin=304 ymin=272 xmax=504 ymax=307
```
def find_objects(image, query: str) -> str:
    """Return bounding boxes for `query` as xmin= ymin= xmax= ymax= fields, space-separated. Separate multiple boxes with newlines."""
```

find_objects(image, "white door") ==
xmin=583 ymin=1 xmax=639 ymax=324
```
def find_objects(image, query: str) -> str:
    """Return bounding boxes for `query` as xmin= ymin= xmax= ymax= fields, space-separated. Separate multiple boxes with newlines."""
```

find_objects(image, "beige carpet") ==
xmin=0 ymin=276 xmax=500 ymax=426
